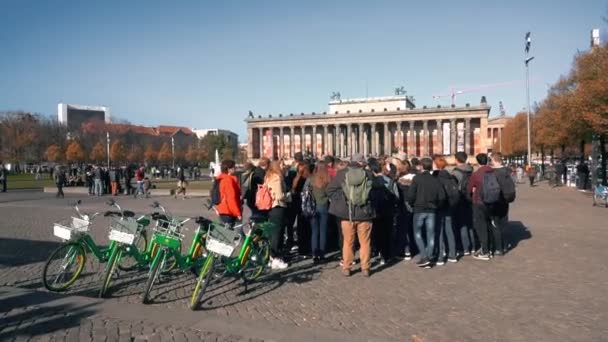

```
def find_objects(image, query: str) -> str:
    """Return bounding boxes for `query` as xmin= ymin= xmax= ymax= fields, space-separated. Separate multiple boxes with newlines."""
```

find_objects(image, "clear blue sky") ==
xmin=1 ymin=0 xmax=606 ymax=141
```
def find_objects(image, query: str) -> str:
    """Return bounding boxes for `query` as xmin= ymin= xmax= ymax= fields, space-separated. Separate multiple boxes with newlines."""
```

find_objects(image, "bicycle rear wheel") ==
xmin=118 ymin=231 xmax=148 ymax=271
xmin=242 ymin=238 xmax=270 ymax=281
xmin=142 ymin=248 xmax=165 ymax=304
xmin=99 ymin=248 xmax=122 ymax=298
xmin=189 ymin=254 xmax=216 ymax=311
xmin=42 ymin=243 xmax=86 ymax=292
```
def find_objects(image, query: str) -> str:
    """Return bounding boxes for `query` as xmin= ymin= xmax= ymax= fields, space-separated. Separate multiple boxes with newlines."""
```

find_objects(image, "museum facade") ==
xmin=245 ymin=95 xmax=492 ymax=160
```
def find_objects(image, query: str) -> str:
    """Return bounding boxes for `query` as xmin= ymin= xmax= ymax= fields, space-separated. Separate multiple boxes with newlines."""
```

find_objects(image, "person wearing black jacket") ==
xmin=396 ymin=159 xmax=416 ymax=260
xmin=368 ymin=158 xmax=398 ymax=265
xmin=490 ymin=153 xmax=516 ymax=256
xmin=407 ymin=158 xmax=446 ymax=267
xmin=433 ymin=156 xmax=458 ymax=265
xmin=0 ymin=163 xmax=7 ymax=192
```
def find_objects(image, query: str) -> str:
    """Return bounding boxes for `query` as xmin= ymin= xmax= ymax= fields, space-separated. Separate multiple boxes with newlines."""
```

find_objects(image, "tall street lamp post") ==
xmin=171 ymin=136 xmax=175 ymax=170
xmin=525 ymin=32 xmax=535 ymax=167
xmin=106 ymin=132 xmax=110 ymax=168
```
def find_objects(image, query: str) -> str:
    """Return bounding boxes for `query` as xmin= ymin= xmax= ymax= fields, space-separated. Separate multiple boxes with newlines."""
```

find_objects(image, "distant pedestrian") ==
xmin=93 ymin=166 xmax=103 ymax=196
xmin=0 ymin=163 xmax=7 ymax=192
xmin=516 ymin=165 xmax=524 ymax=184
xmin=134 ymin=167 xmax=145 ymax=198
xmin=54 ymin=166 xmax=66 ymax=198
xmin=175 ymin=166 xmax=187 ymax=200
xmin=526 ymin=164 xmax=537 ymax=187
xmin=109 ymin=167 xmax=119 ymax=196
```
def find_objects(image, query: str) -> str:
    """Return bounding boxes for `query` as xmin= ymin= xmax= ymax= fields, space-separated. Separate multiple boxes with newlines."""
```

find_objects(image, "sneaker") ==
xmin=473 ymin=252 xmax=491 ymax=261
xmin=463 ymin=251 xmax=471 ymax=256
xmin=271 ymin=258 xmax=288 ymax=270
xmin=448 ymin=257 xmax=458 ymax=263
xmin=361 ymin=269 xmax=370 ymax=277
xmin=379 ymin=258 xmax=386 ymax=266
xmin=404 ymin=253 xmax=412 ymax=261
xmin=416 ymin=259 xmax=431 ymax=267
xmin=341 ymin=269 xmax=351 ymax=277
xmin=290 ymin=246 xmax=299 ymax=252
xmin=436 ymin=259 xmax=445 ymax=266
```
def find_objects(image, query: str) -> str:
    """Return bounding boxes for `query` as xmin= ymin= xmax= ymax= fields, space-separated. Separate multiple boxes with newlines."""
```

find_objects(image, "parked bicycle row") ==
xmin=43 ymin=199 xmax=275 ymax=310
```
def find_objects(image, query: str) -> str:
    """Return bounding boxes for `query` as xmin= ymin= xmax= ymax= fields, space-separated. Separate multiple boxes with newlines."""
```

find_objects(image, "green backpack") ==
xmin=341 ymin=167 xmax=372 ymax=220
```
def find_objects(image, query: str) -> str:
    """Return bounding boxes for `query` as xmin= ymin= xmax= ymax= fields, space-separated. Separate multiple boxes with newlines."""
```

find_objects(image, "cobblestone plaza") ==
xmin=1 ymin=184 xmax=607 ymax=341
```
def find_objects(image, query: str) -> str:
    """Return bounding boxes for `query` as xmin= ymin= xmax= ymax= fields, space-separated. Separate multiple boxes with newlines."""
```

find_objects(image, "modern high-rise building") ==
xmin=57 ymin=103 xmax=111 ymax=130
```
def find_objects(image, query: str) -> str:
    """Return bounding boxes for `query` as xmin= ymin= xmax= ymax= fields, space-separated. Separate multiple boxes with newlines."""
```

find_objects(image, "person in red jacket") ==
xmin=215 ymin=159 xmax=242 ymax=225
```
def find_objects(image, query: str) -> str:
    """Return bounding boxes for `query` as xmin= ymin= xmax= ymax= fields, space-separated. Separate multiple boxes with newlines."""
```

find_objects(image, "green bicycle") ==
xmin=98 ymin=201 xmax=183 ymax=298
xmin=189 ymin=218 xmax=273 ymax=311
xmin=141 ymin=202 xmax=207 ymax=304
xmin=42 ymin=200 xmax=147 ymax=292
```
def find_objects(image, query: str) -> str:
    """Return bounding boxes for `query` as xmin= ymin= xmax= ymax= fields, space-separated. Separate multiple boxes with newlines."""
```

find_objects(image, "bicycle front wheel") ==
xmin=99 ymin=248 xmax=122 ymax=298
xmin=189 ymin=254 xmax=216 ymax=311
xmin=42 ymin=243 xmax=86 ymax=292
xmin=242 ymin=238 xmax=270 ymax=281
xmin=142 ymin=248 xmax=165 ymax=304
xmin=118 ymin=231 xmax=148 ymax=271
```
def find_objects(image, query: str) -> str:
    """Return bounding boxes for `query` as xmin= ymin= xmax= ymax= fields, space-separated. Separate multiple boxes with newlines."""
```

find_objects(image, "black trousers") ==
xmin=489 ymin=214 xmax=507 ymax=254
xmin=267 ymin=206 xmax=286 ymax=258
xmin=372 ymin=210 xmax=394 ymax=260
xmin=56 ymin=185 xmax=64 ymax=198
xmin=472 ymin=204 xmax=490 ymax=254
xmin=1 ymin=179 xmax=6 ymax=192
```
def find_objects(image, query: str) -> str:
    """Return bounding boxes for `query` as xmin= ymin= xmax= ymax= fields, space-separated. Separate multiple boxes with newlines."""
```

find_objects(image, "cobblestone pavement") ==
xmin=0 ymin=184 xmax=607 ymax=341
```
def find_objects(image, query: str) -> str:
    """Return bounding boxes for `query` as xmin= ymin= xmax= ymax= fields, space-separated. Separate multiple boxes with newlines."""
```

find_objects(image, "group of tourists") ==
xmin=211 ymin=150 xmax=517 ymax=276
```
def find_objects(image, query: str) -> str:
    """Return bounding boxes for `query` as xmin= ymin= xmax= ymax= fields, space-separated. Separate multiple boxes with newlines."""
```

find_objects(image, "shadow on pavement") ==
xmin=504 ymin=221 xmax=532 ymax=252
xmin=0 ymin=289 xmax=98 ymax=339
xmin=0 ymin=238 xmax=62 ymax=267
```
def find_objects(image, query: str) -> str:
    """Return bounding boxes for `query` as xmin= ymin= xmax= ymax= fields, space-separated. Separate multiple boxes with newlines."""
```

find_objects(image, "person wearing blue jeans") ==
xmin=307 ymin=162 xmax=331 ymax=264
xmin=413 ymin=212 xmax=436 ymax=265
xmin=407 ymin=158 xmax=446 ymax=268
xmin=437 ymin=212 xmax=457 ymax=264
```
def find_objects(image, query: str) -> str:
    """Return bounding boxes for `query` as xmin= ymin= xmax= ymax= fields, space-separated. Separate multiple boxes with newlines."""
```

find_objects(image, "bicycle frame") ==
xmin=151 ymin=223 xmax=206 ymax=270
xmin=79 ymin=234 xmax=115 ymax=262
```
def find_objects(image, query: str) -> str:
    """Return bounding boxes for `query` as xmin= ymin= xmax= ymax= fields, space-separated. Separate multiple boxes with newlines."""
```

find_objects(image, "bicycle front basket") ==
xmin=53 ymin=217 xmax=91 ymax=241
xmin=206 ymin=223 xmax=241 ymax=257
xmin=108 ymin=217 xmax=139 ymax=245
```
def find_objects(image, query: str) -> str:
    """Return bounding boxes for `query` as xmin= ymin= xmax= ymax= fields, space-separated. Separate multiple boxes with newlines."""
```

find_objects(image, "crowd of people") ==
xmin=211 ymin=150 xmax=517 ymax=276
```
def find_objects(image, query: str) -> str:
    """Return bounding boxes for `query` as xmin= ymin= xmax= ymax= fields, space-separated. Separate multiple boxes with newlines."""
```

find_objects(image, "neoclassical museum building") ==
xmin=246 ymin=94 xmax=496 ymax=161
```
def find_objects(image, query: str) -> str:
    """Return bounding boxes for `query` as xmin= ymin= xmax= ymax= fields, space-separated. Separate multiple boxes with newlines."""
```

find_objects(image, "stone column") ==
xmin=279 ymin=127 xmax=284 ymax=159
xmin=408 ymin=121 xmax=415 ymax=157
xmin=322 ymin=125 xmax=328 ymax=156
xmin=267 ymin=128 xmax=274 ymax=159
xmin=289 ymin=126 xmax=295 ymax=158
xmin=258 ymin=127 xmax=264 ymax=158
xmin=363 ymin=124 xmax=368 ymax=156
xmin=450 ymin=119 xmax=457 ymax=155
xmin=382 ymin=122 xmax=388 ymax=155
xmin=358 ymin=123 xmax=364 ymax=155
xmin=465 ymin=118 xmax=471 ymax=155
xmin=247 ymin=127 xmax=253 ymax=159
xmin=301 ymin=126 xmax=306 ymax=155
xmin=310 ymin=125 xmax=316 ymax=158
xmin=346 ymin=124 xmax=352 ymax=157
xmin=436 ymin=119 xmax=443 ymax=155
xmin=371 ymin=123 xmax=377 ymax=156
xmin=479 ymin=116 xmax=488 ymax=154
xmin=397 ymin=121 xmax=405 ymax=152
xmin=422 ymin=121 xmax=429 ymax=156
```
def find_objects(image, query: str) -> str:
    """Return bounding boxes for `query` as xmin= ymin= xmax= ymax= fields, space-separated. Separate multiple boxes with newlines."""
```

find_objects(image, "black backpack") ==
xmin=210 ymin=178 xmax=222 ymax=206
xmin=481 ymin=171 xmax=501 ymax=205
xmin=442 ymin=175 xmax=461 ymax=208
xmin=496 ymin=167 xmax=516 ymax=203
xmin=453 ymin=168 xmax=472 ymax=202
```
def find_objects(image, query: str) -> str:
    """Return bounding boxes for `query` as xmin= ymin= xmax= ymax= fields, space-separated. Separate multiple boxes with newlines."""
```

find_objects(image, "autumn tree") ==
xmin=185 ymin=145 xmax=199 ymax=163
xmin=501 ymin=112 xmax=530 ymax=157
xmin=144 ymin=145 xmax=157 ymax=164
xmin=158 ymin=142 xmax=172 ymax=164
xmin=45 ymin=144 xmax=63 ymax=162
xmin=110 ymin=140 xmax=126 ymax=164
xmin=127 ymin=145 xmax=143 ymax=164
xmin=90 ymin=142 xmax=106 ymax=163
xmin=65 ymin=141 xmax=85 ymax=163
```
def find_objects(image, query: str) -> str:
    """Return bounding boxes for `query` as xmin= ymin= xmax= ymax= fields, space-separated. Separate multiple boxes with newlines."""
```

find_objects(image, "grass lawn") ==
xmin=6 ymin=174 xmax=55 ymax=189
xmin=153 ymin=180 xmax=212 ymax=191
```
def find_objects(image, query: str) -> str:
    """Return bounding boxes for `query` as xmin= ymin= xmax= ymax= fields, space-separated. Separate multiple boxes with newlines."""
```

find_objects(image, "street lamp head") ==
xmin=525 ymin=56 xmax=535 ymax=65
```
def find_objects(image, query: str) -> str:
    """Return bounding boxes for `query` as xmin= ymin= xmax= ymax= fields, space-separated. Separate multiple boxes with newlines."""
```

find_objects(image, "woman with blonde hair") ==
xmin=264 ymin=160 xmax=289 ymax=269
